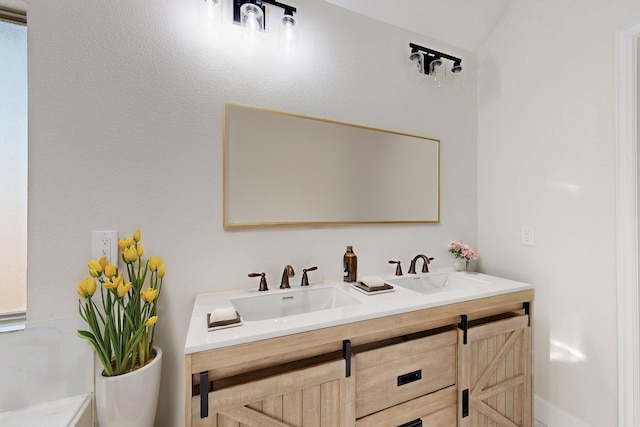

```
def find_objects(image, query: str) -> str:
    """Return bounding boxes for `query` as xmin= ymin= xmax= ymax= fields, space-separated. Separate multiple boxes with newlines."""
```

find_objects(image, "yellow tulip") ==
xmin=149 ymin=257 xmax=159 ymax=272
xmin=88 ymin=277 xmax=97 ymax=294
xmin=145 ymin=316 xmax=158 ymax=326
xmin=133 ymin=229 xmax=141 ymax=242
xmin=77 ymin=276 xmax=97 ymax=298
xmin=98 ymin=256 xmax=108 ymax=270
xmin=104 ymin=262 xmax=117 ymax=278
xmin=141 ymin=287 xmax=159 ymax=303
xmin=136 ymin=243 xmax=144 ymax=257
xmin=117 ymin=282 xmax=133 ymax=298
xmin=88 ymin=260 xmax=102 ymax=275
xmin=76 ymin=282 xmax=85 ymax=298
xmin=157 ymin=264 xmax=165 ymax=278
xmin=103 ymin=273 xmax=122 ymax=290
xmin=123 ymin=246 xmax=138 ymax=263
xmin=118 ymin=237 xmax=135 ymax=251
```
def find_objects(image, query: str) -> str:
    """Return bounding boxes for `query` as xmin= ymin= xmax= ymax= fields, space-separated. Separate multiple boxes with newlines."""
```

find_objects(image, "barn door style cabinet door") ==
xmin=457 ymin=309 xmax=533 ymax=427
xmin=193 ymin=355 xmax=355 ymax=427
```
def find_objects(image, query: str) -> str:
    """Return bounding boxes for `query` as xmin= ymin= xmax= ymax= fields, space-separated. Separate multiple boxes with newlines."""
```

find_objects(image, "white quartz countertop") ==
xmin=184 ymin=269 xmax=533 ymax=354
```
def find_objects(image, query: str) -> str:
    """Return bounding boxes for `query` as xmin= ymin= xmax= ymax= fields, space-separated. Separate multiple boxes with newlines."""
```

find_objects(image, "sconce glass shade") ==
xmin=449 ymin=66 xmax=464 ymax=90
xmin=241 ymin=3 xmax=264 ymax=33
xmin=451 ymin=60 xmax=463 ymax=74
xmin=428 ymin=57 xmax=443 ymax=74
xmin=409 ymin=51 xmax=423 ymax=74
xmin=279 ymin=13 xmax=298 ymax=52
xmin=429 ymin=58 xmax=445 ymax=87
xmin=199 ymin=0 xmax=222 ymax=36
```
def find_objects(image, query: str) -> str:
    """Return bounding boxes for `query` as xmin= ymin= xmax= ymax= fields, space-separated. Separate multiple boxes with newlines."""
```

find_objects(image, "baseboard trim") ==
xmin=535 ymin=395 xmax=590 ymax=427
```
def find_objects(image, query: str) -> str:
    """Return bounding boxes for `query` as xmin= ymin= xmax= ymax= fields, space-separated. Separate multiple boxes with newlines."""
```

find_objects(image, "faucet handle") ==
xmin=248 ymin=272 xmax=268 ymax=292
xmin=301 ymin=266 xmax=318 ymax=287
xmin=388 ymin=260 xmax=403 ymax=276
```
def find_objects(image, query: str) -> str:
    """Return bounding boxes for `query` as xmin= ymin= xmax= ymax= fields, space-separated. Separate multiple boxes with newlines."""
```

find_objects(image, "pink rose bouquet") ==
xmin=448 ymin=241 xmax=478 ymax=261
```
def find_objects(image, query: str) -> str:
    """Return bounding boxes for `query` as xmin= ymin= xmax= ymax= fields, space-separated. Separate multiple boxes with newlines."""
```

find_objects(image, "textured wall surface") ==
xmin=17 ymin=0 xmax=478 ymax=425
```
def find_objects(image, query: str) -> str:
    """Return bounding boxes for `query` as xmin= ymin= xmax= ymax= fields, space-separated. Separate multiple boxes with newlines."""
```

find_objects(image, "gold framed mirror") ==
xmin=224 ymin=103 xmax=440 ymax=227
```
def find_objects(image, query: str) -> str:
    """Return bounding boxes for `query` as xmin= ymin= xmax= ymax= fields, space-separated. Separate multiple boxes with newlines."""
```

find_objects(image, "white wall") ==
xmin=477 ymin=1 xmax=640 ymax=425
xmin=20 ymin=1 xmax=478 ymax=425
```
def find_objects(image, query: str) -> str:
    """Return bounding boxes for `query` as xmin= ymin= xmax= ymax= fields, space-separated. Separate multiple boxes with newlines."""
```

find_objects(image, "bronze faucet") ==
xmin=280 ymin=265 xmax=295 ymax=289
xmin=388 ymin=260 xmax=403 ymax=276
xmin=248 ymin=272 xmax=268 ymax=291
xmin=301 ymin=266 xmax=318 ymax=286
xmin=408 ymin=255 xmax=434 ymax=274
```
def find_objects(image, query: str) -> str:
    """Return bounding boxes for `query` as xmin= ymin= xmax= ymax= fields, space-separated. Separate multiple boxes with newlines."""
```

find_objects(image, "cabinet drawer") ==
xmin=422 ymin=405 xmax=456 ymax=426
xmin=355 ymin=329 xmax=457 ymax=418
xmin=356 ymin=385 xmax=457 ymax=427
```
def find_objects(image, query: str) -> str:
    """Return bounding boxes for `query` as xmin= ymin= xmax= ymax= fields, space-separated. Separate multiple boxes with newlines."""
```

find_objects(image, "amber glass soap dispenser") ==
xmin=343 ymin=245 xmax=357 ymax=282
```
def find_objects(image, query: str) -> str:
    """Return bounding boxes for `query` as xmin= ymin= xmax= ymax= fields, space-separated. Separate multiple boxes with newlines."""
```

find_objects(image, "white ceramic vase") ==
xmin=95 ymin=346 xmax=162 ymax=427
xmin=453 ymin=258 xmax=469 ymax=271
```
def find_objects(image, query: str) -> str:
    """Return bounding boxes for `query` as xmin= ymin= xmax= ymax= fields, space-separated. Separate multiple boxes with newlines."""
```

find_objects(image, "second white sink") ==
xmin=231 ymin=287 xmax=362 ymax=321
xmin=387 ymin=273 xmax=489 ymax=295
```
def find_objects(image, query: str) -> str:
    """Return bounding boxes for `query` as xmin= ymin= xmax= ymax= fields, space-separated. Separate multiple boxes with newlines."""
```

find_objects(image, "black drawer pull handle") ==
xmin=397 ymin=369 xmax=422 ymax=386
xmin=398 ymin=419 xmax=422 ymax=427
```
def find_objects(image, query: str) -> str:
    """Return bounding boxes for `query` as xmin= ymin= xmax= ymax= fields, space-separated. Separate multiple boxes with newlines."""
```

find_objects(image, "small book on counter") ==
xmin=352 ymin=276 xmax=395 ymax=294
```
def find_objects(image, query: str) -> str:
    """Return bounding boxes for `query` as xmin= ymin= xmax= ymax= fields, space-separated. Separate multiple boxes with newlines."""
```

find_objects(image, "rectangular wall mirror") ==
xmin=224 ymin=103 xmax=440 ymax=227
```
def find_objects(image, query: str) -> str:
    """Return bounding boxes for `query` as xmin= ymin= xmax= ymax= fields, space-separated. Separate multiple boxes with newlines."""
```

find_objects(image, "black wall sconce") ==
xmin=409 ymin=43 xmax=462 ymax=87
xmin=218 ymin=0 xmax=298 ymax=50
xmin=233 ymin=0 xmax=296 ymax=31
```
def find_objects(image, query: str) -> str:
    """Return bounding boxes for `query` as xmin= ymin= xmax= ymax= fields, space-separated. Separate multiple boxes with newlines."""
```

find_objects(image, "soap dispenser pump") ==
xmin=343 ymin=245 xmax=357 ymax=283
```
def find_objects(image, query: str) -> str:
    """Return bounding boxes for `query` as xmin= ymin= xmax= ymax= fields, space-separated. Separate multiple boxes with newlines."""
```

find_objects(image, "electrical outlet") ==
xmin=521 ymin=226 xmax=535 ymax=246
xmin=93 ymin=230 xmax=118 ymax=263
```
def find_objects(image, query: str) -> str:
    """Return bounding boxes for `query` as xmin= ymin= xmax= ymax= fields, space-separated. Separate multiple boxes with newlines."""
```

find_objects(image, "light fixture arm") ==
xmin=262 ymin=0 xmax=296 ymax=15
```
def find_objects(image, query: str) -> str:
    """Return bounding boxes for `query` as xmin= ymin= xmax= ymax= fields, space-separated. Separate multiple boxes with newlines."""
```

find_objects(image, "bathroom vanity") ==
xmin=184 ymin=271 xmax=534 ymax=426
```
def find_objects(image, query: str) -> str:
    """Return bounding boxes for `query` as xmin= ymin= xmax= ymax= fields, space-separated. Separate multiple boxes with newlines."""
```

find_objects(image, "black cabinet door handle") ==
xmin=397 ymin=369 xmax=422 ymax=386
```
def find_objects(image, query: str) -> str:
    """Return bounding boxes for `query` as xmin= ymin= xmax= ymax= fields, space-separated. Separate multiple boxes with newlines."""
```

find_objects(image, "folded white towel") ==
xmin=210 ymin=307 xmax=237 ymax=322
xmin=360 ymin=276 xmax=385 ymax=288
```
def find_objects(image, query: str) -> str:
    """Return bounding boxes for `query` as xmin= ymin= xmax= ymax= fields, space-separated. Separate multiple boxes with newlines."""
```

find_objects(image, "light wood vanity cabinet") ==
xmin=185 ymin=289 xmax=533 ymax=427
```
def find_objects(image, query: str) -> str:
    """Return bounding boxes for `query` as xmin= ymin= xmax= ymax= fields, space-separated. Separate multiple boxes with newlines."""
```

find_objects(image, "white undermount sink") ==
xmin=386 ymin=273 xmax=489 ymax=295
xmin=231 ymin=286 xmax=362 ymax=321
